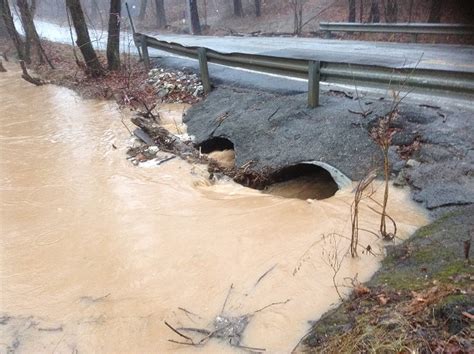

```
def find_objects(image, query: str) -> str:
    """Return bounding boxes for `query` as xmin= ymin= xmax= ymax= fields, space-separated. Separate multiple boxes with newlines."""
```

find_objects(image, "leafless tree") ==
xmin=188 ymin=0 xmax=201 ymax=35
xmin=139 ymin=0 xmax=147 ymax=20
xmin=0 ymin=0 xmax=25 ymax=60
xmin=16 ymin=0 xmax=53 ymax=67
xmin=106 ymin=0 xmax=121 ymax=70
xmin=255 ymin=0 xmax=261 ymax=17
xmin=368 ymin=0 xmax=380 ymax=23
xmin=382 ymin=0 xmax=398 ymax=23
xmin=348 ymin=0 xmax=356 ymax=22
xmin=155 ymin=0 xmax=166 ymax=28
xmin=233 ymin=0 xmax=243 ymax=17
xmin=428 ymin=0 xmax=442 ymax=23
xmin=66 ymin=0 xmax=104 ymax=77
xmin=290 ymin=0 xmax=305 ymax=35
xmin=408 ymin=0 xmax=414 ymax=22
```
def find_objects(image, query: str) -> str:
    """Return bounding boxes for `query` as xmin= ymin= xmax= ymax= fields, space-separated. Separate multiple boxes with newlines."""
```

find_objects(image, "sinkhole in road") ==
xmin=198 ymin=138 xmax=339 ymax=200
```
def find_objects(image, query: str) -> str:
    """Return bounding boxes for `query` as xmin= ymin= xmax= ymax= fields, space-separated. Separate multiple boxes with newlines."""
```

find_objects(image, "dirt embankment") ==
xmin=295 ymin=206 xmax=473 ymax=353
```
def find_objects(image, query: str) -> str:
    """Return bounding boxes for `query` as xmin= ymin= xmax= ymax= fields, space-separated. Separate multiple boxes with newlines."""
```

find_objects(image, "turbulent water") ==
xmin=0 ymin=62 xmax=428 ymax=353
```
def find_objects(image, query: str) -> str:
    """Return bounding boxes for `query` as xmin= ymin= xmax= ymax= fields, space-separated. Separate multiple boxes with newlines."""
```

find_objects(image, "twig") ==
xmin=177 ymin=327 xmax=210 ymax=335
xmin=348 ymin=109 xmax=373 ymax=118
xmin=164 ymin=321 xmax=194 ymax=343
xmin=266 ymin=107 xmax=280 ymax=121
xmin=251 ymin=299 xmax=290 ymax=314
xmin=120 ymin=118 xmax=133 ymax=135
xmin=329 ymin=89 xmax=353 ymax=99
xmin=220 ymin=284 xmax=234 ymax=314
xmin=178 ymin=307 xmax=203 ymax=320
xmin=168 ymin=339 xmax=198 ymax=346
xmin=232 ymin=343 xmax=266 ymax=352
xmin=254 ymin=264 xmax=277 ymax=287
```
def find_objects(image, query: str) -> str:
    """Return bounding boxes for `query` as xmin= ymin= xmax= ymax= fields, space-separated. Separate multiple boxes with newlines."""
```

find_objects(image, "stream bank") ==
xmin=294 ymin=206 xmax=474 ymax=353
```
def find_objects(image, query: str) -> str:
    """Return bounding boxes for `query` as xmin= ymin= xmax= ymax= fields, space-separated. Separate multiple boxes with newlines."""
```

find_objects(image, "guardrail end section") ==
xmin=308 ymin=61 xmax=320 ymax=108
xmin=197 ymin=48 xmax=212 ymax=94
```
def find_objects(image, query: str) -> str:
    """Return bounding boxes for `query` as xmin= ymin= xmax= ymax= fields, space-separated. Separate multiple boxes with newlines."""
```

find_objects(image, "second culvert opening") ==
xmin=198 ymin=137 xmax=236 ymax=170
xmin=264 ymin=163 xmax=339 ymax=200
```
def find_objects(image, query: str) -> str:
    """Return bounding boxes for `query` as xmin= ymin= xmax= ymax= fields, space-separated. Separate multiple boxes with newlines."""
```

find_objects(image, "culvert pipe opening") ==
xmin=264 ymin=163 xmax=339 ymax=200
xmin=198 ymin=137 xmax=236 ymax=169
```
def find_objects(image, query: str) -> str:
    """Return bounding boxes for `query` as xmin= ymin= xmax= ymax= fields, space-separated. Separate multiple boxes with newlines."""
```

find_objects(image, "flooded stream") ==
xmin=0 ymin=62 xmax=428 ymax=353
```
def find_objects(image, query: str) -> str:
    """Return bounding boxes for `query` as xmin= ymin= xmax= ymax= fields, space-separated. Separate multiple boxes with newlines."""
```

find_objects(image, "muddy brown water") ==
xmin=0 ymin=63 xmax=428 ymax=353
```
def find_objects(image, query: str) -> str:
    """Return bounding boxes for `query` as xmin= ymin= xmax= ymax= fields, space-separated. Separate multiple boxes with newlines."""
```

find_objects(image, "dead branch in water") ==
xmin=220 ymin=283 xmax=234 ymax=314
xmin=0 ymin=59 xmax=6 ymax=72
xmin=251 ymin=299 xmax=290 ymax=314
xmin=19 ymin=60 xmax=45 ymax=86
xmin=350 ymin=169 xmax=377 ymax=257
xmin=166 ymin=272 xmax=288 ymax=351
xmin=254 ymin=264 xmax=277 ymax=288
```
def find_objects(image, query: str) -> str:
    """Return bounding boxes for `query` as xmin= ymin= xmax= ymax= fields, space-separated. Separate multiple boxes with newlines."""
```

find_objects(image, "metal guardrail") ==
xmin=135 ymin=33 xmax=474 ymax=107
xmin=319 ymin=22 xmax=474 ymax=37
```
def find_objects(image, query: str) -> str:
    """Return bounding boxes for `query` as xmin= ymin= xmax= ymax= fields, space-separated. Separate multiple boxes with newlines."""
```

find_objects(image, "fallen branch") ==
xmin=164 ymin=321 xmax=196 ymax=345
xmin=348 ymin=108 xmax=373 ymax=118
xmin=19 ymin=60 xmax=45 ymax=86
xmin=251 ymin=299 xmax=290 ymax=314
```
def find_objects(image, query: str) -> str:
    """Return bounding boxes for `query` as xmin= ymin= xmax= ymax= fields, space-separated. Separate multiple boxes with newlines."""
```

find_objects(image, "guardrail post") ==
xmin=197 ymin=47 xmax=212 ymax=94
xmin=141 ymin=35 xmax=150 ymax=71
xmin=308 ymin=60 xmax=320 ymax=108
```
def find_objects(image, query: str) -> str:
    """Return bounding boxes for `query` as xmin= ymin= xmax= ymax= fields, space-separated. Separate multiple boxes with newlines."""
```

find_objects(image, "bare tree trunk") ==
xmin=428 ymin=0 xmax=442 ymax=23
xmin=17 ymin=0 xmax=53 ymax=67
xmin=368 ymin=0 xmax=379 ymax=23
xmin=255 ymin=0 xmax=261 ymax=17
xmin=29 ymin=0 xmax=36 ymax=16
xmin=359 ymin=0 xmax=363 ymax=22
xmin=189 ymin=0 xmax=201 ymax=35
xmin=233 ymin=0 xmax=243 ymax=17
xmin=139 ymin=0 xmax=147 ymax=20
xmin=0 ymin=7 xmax=7 ymax=37
xmin=408 ymin=0 xmax=414 ymax=22
xmin=106 ymin=0 xmax=121 ymax=70
xmin=383 ymin=0 xmax=397 ymax=23
xmin=348 ymin=0 xmax=356 ymax=22
xmin=291 ymin=0 xmax=304 ymax=35
xmin=66 ymin=0 xmax=104 ymax=77
xmin=154 ymin=0 xmax=166 ymax=28
xmin=0 ymin=0 xmax=26 ymax=59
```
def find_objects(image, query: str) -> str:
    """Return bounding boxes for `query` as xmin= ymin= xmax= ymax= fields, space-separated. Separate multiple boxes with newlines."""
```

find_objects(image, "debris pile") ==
xmin=147 ymin=68 xmax=204 ymax=104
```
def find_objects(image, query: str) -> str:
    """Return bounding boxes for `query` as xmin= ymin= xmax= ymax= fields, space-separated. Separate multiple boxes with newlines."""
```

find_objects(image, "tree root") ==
xmin=19 ymin=60 xmax=45 ymax=86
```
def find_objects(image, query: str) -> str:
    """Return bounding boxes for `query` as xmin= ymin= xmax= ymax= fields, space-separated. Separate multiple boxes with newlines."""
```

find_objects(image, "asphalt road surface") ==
xmin=145 ymin=33 xmax=474 ymax=73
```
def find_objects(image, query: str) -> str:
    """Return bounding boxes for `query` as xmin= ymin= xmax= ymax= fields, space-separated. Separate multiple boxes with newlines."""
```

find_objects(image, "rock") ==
xmin=193 ymin=85 xmax=204 ymax=97
xmin=406 ymin=159 xmax=420 ymax=168
xmin=393 ymin=170 xmax=408 ymax=187
xmin=157 ymin=88 xmax=169 ymax=98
